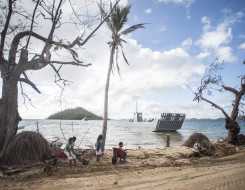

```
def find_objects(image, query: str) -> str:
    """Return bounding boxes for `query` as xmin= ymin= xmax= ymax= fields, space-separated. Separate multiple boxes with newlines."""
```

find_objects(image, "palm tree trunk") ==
xmin=101 ymin=45 xmax=115 ymax=151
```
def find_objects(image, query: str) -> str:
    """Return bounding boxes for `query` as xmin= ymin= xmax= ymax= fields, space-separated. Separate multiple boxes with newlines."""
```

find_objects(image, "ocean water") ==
xmin=18 ymin=119 xmax=245 ymax=149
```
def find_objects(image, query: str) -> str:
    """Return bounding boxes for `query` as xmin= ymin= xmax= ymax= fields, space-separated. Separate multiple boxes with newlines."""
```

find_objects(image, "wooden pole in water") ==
xmin=166 ymin=134 xmax=170 ymax=147
xmin=36 ymin=121 xmax=39 ymax=133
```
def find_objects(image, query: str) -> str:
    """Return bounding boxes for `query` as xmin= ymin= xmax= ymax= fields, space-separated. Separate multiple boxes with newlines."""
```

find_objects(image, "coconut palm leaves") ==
xmin=106 ymin=5 xmax=145 ymax=75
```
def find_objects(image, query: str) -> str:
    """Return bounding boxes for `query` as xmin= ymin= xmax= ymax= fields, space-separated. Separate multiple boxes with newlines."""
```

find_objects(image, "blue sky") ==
xmin=128 ymin=0 xmax=245 ymax=51
xmin=126 ymin=0 xmax=245 ymax=115
xmin=1 ymin=0 xmax=244 ymax=119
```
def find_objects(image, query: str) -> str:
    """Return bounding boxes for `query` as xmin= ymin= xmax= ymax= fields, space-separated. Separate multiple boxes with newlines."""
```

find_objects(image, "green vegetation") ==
xmin=47 ymin=107 xmax=102 ymax=120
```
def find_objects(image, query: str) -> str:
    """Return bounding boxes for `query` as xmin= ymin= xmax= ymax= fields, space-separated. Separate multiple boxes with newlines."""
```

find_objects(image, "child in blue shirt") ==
xmin=96 ymin=135 xmax=103 ymax=162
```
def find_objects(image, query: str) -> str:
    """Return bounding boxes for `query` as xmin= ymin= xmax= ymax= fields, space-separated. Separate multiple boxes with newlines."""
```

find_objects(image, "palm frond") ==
xmin=120 ymin=23 xmax=145 ymax=36
xmin=117 ymin=5 xmax=131 ymax=32
xmin=110 ymin=5 xmax=131 ymax=33
xmin=121 ymin=49 xmax=129 ymax=65
xmin=105 ymin=17 xmax=115 ymax=34
xmin=115 ymin=48 xmax=121 ymax=78
xmin=120 ymin=38 xmax=127 ymax=44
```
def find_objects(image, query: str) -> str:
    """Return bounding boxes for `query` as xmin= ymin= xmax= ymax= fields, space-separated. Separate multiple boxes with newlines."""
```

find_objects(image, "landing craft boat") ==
xmin=129 ymin=102 xmax=143 ymax=122
xmin=154 ymin=113 xmax=186 ymax=132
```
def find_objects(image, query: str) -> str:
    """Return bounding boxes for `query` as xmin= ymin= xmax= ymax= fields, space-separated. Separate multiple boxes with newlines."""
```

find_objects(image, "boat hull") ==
xmin=154 ymin=113 xmax=186 ymax=132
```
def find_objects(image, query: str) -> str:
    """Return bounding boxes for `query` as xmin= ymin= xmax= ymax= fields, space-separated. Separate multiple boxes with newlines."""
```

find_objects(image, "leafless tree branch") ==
xmin=200 ymin=96 xmax=229 ymax=119
xmin=19 ymin=72 xmax=41 ymax=94
xmin=0 ymin=0 xmax=13 ymax=58
xmin=222 ymin=85 xmax=239 ymax=96
xmin=20 ymin=81 xmax=36 ymax=108
xmin=25 ymin=0 xmax=40 ymax=49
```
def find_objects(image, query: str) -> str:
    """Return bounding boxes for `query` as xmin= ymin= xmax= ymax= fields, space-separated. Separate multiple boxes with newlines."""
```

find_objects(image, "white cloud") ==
xmin=152 ymin=40 xmax=160 ymax=44
xmin=239 ymin=42 xmax=245 ymax=49
xmin=117 ymin=0 xmax=129 ymax=7
xmin=221 ymin=8 xmax=232 ymax=15
xmin=145 ymin=8 xmax=152 ymax=14
xmin=197 ymin=28 xmax=232 ymax=49
xmin=239 ymin=34 xmax=245 ymax=39
xmin=181 ymin=38 xmax=192 ymax=46
xmin=196 ymin=11 xmax=244 ymax=62
xmin=216 ymin=46 xmax=236 ymax=62
xmin=157 ymin=0 xmax=196 ymax=8
xmin=196 ymin=51 xmax=210 ymax=59
xmin=201 ymin=16 xmax=211 ymax=32
xmin=16 ymin=22 xmax=206 ymax=119
xmin=236 ymin=12 xmax=244 ymax=17
xmin=160 ymin=25 xmax=166 ymax=31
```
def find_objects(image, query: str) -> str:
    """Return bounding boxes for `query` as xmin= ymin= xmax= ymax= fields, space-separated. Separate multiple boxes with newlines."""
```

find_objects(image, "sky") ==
xmin=1 ymin=0 xmax=245 ymax=119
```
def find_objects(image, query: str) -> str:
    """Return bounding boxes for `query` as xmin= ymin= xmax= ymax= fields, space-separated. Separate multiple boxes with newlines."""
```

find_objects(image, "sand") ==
xmin=0 ymin=144 xmax=245 ymax=190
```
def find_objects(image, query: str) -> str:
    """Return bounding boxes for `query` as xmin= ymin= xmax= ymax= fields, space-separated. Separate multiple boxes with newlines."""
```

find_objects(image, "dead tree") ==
xmin=0 ymin=0 xmax=119 ymax=159
xmin=192 ymin=60 xmax=245 ymax=144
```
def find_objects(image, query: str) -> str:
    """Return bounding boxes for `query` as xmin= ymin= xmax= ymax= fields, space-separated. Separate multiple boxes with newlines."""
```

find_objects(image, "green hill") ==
xmin=47 ymin=107 xmax=103 ymax=120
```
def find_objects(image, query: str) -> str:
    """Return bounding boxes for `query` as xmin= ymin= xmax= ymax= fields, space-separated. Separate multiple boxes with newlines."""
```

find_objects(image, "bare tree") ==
xmin=0 ymin=0 xmax=119 ymax=159
xmin=192 ymin=60 xmax=245 ymax=144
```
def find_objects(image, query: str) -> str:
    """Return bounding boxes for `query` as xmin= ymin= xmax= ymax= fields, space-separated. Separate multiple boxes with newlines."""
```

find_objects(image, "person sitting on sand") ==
xmin=118 ymin=142 xmax=123 ymax=150
xmin=72 ymin=136 xmax=76 ymax=145
xmin=117 ymin=142 xmax=127 ymax=163
xmin=96 ymin=135 xmax=103 ymax=162
xmin=64 ymin=137 xmax=77 ymax=167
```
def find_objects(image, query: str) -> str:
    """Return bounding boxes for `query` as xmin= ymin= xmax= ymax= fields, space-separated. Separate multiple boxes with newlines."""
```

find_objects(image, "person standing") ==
xmin=64 ymin=137 xmax=77 ymax=167
xmin=96 ymin=135 xmax=103 ymax=162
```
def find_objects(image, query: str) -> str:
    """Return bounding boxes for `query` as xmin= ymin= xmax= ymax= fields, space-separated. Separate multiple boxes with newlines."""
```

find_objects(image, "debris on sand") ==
xmin=0 ymin=131 xmax=52 ymax=166
xmin=182 ymin=133 xmax=216 ymax=156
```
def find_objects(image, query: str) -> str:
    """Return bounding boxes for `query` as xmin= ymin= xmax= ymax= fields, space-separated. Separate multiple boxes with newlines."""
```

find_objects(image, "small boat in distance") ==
xmin=129 ymin=102 xmax=143 ymax=122
xmin=82 ymin=116 xmax=88 ymax=121
xmin=18 ymin=125 xmax=26 ymax=130
xmin=154 ymin=113 xmax=186 ymax=132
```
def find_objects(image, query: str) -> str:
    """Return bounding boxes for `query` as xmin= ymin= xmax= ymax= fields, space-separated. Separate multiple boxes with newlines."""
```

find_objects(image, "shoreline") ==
xmin=1 ymin=143 xmax=245 ymax=189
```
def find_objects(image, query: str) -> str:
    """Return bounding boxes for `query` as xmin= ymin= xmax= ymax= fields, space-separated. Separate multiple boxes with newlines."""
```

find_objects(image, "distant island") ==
xmin=238 ymin=115 xmax=245 ymax=120
xmin=47 ymin=107 xmax=103 ymax=120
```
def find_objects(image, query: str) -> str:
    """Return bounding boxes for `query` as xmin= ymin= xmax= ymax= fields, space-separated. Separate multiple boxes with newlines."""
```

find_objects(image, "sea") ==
xmin=18 ymin=119 xmax=245 ymax=149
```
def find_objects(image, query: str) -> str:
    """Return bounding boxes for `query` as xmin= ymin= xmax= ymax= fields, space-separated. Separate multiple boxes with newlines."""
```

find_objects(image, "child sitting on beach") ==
xmin=117 ymin=142 xmax=127 ymax=163
xmin=118 ymin=142 xmax=123 ymax=149
xmin=96 ymin=135 xmax=103 ymax=162
xmin=64 ymin=137 xmax=77 ymax=167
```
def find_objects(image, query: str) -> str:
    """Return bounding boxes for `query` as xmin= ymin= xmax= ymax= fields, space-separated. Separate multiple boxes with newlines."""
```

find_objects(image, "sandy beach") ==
xmin=1 ymin=144 xmax=245 ymax=190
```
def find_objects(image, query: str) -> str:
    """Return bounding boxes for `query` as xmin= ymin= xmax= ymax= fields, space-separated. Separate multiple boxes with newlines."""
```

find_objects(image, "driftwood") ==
xmin=3 ymin=168 xmax=28 ymax=175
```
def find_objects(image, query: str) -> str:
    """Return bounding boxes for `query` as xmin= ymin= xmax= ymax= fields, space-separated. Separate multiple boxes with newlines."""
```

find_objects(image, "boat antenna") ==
xmin=136 ymin=102 xmax=138 ymax=113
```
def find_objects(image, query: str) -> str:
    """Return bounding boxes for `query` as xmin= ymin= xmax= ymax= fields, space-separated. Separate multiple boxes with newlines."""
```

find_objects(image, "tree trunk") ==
xmin=225 ymin=83 xmax=245 ymax=144
xmin=101 ymin=45 xmax=115 ymax=151
xmin=225 ymin=118 xmax=240 ymax=144
xmin=0 ymin=77 xmax=21 ymax=159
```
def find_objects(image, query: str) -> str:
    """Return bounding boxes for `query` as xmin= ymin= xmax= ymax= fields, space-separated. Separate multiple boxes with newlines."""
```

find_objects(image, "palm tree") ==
xmin=101 ymin=4 xmax=145 ymax=151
